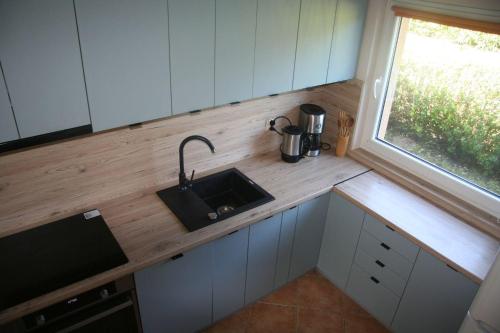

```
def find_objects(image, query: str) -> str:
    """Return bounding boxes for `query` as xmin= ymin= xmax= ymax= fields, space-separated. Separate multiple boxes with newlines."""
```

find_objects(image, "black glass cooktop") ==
xmin=0 ymin=211 xmax=128 ymax=311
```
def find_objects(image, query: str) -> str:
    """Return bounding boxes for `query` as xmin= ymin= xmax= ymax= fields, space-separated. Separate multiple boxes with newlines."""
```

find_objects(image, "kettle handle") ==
xmin=301 ymin=134 xmax=311 ymax=157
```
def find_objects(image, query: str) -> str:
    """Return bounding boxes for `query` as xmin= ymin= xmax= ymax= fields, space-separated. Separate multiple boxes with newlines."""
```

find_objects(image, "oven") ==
xmin=2 ymin=276 xmax=142 ymax=333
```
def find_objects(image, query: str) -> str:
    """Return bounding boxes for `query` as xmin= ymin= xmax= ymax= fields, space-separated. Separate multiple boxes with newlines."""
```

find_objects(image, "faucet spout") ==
xmin=179 ymin=135 xmax=216 ymax=191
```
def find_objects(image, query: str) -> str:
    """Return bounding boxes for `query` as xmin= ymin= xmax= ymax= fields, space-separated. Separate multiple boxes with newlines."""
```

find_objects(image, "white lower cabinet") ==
xmin=134 ymin=243 xmax=213 ymax=333
xmin=346 ymin=264 xmax=400 ymax=327
xmin=245 ymin=214 xmax=282 ymax=304
xmin=274 ymin=206 xmax=299 ymax=288
xmin=318 ymin=193 xmax=365 ymax=288
xmin=135 ymin=191 xmax=477 ymax=333
xmin=135 ymin=196 xmax=329 ymax=332
xmin=289 ymin=194 xmax=330 ymax=281
xmin=318 ymin=195 xmax=480 ymax=332
xmin=391 ymin=250 xmax=479 ymax=333
xmin=212 ymin=227 xmax=249 ymax=322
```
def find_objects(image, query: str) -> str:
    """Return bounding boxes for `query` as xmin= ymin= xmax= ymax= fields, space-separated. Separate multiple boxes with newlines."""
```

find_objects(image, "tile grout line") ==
xmin=295 ymin=304 xmax=299 ymax=333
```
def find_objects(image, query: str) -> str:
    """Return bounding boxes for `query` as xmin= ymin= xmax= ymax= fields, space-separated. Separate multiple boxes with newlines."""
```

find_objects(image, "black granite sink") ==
xmin=157 ymin=168 xmax=274 ymax=231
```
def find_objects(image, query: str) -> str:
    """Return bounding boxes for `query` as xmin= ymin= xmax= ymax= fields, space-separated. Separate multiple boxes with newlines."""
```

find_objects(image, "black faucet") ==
xmin=178 ymin=135 xmax=216 ymax=191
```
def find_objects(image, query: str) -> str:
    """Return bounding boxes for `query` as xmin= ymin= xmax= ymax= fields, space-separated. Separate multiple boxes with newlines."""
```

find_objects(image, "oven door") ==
xmin=35 ymin=293 xmax=140 ymax=333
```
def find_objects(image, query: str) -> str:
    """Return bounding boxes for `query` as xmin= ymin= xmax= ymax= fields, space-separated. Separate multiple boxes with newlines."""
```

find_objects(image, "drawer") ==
xmin=358 ymin=230 xmax=414 ymax=280
xmin=363 ymin=214 xmax=419 ymax=262
xmin=354 ymin=249 xmax=406 ymax=296
xmin=346 ymin=264 xmax=399 ymax=327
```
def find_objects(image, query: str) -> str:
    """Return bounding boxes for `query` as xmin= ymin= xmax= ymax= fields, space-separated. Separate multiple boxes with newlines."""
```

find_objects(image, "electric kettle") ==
xmin=269 ymin=116 xmax=309 ymax=163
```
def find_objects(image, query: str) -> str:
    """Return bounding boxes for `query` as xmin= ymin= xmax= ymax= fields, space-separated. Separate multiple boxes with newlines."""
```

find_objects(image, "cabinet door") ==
xmin=318 ymin=193 xmax=365 ymax=289
xmin=135 ymin=243 xmax=213 ymax=333
xmin=289 ymin=194 xmax=330 ymax=280
xmin=245 ymin=214 xmax=282 ymax=304
xmin=293 ymin=0 xmax=338 ymax=90
xmin=169 ymin=0 xmax=215 ymax=114
xmin=275 ymin=206 xmax=298 ymax=288
xmin=391 ymin=250 xmax=479 ymax=333
xmin=0 ymin=70 xmax=18 ymax=143
xmin=215 ymin=0 xmax=257 ymax=105
xmin=0 ymin=0 xmax=89 ymax=138
xmin=253 ymin=0 xmax=301 ymax=97
xmin=212 ymin=227 xmax=249 ymax=322
xmin=75 ymin=0 xmax=171 ymax=132
xmin=327 ymin=0 xmax=367 ymax=83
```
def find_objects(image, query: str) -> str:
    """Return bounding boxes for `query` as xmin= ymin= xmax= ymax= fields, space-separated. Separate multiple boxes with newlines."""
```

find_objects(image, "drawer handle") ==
xmin=171 ymin=253 xmax=184 ymax=260
xmin=370 ymin=276 xmax=380 ymax=284
xmin=375 ymin=260 xmax=385 ymax=268
xmin=380 ymin=242 xmax=391 ymax=250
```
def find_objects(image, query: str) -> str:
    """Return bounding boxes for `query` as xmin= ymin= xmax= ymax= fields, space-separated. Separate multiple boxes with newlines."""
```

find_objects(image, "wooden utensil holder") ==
xmin=336 ymin=135 xmax=349 ymax=157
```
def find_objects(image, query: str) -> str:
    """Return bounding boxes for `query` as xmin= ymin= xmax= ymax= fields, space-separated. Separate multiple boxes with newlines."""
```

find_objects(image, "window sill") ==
xmin=348 ymin=147 xmax=500 ymax=239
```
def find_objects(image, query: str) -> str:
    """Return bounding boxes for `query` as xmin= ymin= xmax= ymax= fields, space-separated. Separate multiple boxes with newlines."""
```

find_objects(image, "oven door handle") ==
xmin=56 ymin=297 xmax=133 ymax=333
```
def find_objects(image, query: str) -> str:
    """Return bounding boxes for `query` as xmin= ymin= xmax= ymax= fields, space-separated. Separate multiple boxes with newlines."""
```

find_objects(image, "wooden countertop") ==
xmin=0 ymin=151 xmax=369 ymax=324
xmin=334 ymin=171 xmax=499 ymax=284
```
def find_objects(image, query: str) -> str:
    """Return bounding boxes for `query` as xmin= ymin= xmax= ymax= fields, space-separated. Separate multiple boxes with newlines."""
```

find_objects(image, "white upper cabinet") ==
xmin=215 ymin=0 xmax=258 ymax=105
xmin=0 ymin=69 xmax=18 ymax=143
xmin=75 ymin=0 xmax=172 ymax=132
xmin=327 ymin=0 xmax=368 ymax=83
xmin=293 ymin=0 xmax=338 ymax=90
xmin=169 ymin=0 xmax=215 ymax=114
xmin=253 ymin=0 xmax=301 ymax=97
xmin=0 ymin=0 xmax=89 ymax=138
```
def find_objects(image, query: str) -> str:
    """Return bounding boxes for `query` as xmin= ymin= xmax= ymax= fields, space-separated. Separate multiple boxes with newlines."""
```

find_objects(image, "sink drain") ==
xmin=217 ymin=205 xmax=235 ymax=216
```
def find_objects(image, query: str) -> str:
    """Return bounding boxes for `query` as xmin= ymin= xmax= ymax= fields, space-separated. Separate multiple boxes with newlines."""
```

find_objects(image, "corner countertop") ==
xmin=1 ymin=151 xmax=498 ymax=325
xmin=334 ymin=171 xmax=499 ymax=284
xmin=0 ymin=151 xmax=369 ymax=324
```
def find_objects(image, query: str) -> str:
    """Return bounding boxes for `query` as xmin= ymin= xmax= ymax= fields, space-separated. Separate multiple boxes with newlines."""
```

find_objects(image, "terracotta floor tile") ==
xmin=205 ymin=270 xmax=388 ymax=333
xmin=344 ymin=315 xmax=391 ymax=333
xmin=297 ymin=307 xmax=344 ymax=333
xmin=246 ymin=302 xmax=297 ymax=333
xmin=295 ymin=271 xmax=343 ymax=310
xmin=201 ymin=307 xmax=251 ymax=333
xmin=260 ymin=280 xmax=298 ymax=306
xmin=340 ymin=294 xmax=371 ymax=318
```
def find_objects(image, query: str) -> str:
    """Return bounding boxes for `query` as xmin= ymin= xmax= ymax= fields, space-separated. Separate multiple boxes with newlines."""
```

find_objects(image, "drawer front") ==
xmin=354 ymin=249 xmax=406 ymax=296
xmin=346 ymin=264 xmax=399 ymax=327
xmin=358 ymin=230 xmax=413 ymax=280
xmin=363 ymin=215 xmax=419 ymax=262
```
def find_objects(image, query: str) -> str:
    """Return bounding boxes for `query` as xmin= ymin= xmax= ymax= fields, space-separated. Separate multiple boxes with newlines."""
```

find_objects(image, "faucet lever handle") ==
xmin=190 ymin=169 xmax=195 ymax=182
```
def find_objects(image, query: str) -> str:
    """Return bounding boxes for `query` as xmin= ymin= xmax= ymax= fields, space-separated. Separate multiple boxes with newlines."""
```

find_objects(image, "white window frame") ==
xmin=352 ymin=0 xmax=500 ymax=218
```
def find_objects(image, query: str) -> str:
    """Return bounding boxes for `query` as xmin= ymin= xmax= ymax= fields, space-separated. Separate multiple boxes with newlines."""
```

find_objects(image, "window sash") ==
xmin=391 ymin=5 xmax=500 ymax=34
xmin=353 ymin=1 xmax=500 ymax=218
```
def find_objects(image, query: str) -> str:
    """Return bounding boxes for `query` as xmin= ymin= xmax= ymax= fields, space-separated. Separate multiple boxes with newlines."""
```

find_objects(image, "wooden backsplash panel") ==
xmin=0 ymin=82 xmax=361 ymax=234
xmin=316 ymin=80 xmax=362 ymax=144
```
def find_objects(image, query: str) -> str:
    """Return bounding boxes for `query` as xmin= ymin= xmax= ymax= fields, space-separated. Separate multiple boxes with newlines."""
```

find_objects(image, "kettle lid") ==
xmin=300 ymin=104 xmax=325 ymax=116
xmin=283 ymin=125 xmax=303 ymax=135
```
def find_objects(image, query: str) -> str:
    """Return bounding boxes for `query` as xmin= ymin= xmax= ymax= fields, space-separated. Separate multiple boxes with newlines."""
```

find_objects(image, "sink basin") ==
xmin=157 ymin=168 xmax=274 ymax=231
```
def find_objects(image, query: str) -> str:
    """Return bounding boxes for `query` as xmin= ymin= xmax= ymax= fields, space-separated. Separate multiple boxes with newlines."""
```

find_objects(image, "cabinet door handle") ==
xmin=375 ymin=260 xmax=385 ymax=268
xmin=380 ymin=242 xmax=391 ymax=250
xmin=370 ymin=276 xmax=380 ymax=284
xmin=171 ymin=253 xmax=184 ymax=260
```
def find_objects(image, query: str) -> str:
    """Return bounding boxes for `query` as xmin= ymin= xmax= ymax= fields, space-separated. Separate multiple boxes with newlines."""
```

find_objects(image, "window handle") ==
xmin=373 ymin=77 xmax=382 ymax=99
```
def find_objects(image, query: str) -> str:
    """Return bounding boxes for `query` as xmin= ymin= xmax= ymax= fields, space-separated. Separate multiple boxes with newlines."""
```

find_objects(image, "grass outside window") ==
xmin=377 ymin=18 xmax=500 ymax=196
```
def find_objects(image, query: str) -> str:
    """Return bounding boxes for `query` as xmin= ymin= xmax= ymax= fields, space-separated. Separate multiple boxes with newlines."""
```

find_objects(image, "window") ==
xmin=354 ymin=2 xmax=500 ymax=217
xmin=377 ymin=18 xmax=500 ymax=196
